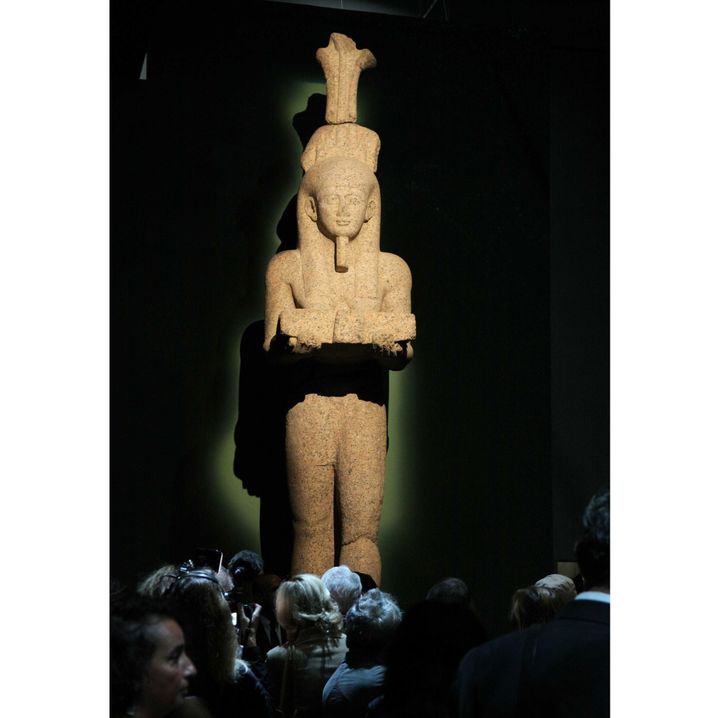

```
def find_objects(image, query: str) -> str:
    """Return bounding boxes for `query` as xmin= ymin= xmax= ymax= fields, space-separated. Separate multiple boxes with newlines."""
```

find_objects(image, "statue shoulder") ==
xmin=379 ymin=252 xmax=412 ymax=282
xmin=266 ymin=249 xmax=301 ymax=281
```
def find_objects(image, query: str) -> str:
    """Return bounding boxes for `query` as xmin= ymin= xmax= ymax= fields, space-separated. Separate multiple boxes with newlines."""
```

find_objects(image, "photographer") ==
xmin=227 ymin=550 xmax=264 ymax=604
xmin=225 ymin=550 xmax=267 ymax=660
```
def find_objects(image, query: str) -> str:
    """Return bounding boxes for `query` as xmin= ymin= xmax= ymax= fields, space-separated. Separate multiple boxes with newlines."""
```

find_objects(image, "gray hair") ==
xmin=321 ymin=565 xmax=362 ymax=615
xmin=344 ymin=588 xmax=402 ymax=654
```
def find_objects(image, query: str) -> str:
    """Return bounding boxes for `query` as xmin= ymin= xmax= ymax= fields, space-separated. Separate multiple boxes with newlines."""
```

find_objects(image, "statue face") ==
xmin=304 ymin=159 xmax=377 ymax=240
xmin=315 ymin=185 xmax=370 ymax=239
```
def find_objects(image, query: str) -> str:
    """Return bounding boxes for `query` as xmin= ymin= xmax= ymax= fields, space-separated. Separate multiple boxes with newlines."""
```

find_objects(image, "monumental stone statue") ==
xmin=263 ymin=33 xmax=415 ymax=585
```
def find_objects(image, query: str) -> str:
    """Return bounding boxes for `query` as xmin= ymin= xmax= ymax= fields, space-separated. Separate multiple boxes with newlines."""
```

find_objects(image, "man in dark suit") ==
xmin=452 ymin=488 xmax=610 ymax=717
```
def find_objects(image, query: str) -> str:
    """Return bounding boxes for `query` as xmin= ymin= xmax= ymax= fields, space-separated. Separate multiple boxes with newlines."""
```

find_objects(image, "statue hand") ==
xmin=279 ymin=308 xmax=335 ymax=349
xmin=333 ymin=309 xmax=365 ymax=344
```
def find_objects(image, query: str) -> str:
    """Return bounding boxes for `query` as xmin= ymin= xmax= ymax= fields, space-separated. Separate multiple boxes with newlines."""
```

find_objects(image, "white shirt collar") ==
xmin=576 ymin=590 xmax=610 ymax=604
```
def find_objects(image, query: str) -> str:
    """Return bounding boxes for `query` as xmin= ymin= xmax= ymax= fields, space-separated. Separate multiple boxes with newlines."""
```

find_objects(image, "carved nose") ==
xmin=338 ymin=201 xmax=349 ymax=216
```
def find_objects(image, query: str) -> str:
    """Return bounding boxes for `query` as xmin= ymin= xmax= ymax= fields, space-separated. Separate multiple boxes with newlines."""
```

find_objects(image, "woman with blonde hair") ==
xmin=266 ymin=574 xmax=347 ymax=717
xmin=509 ymin=574 xmax=577 ymax=630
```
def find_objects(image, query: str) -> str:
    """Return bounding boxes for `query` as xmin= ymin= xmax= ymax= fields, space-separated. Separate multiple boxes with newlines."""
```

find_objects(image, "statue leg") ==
xmin=286 ymin=394 xmax=337 ymax=577
xmin=336 ymin=394 xmax=387 ymax=586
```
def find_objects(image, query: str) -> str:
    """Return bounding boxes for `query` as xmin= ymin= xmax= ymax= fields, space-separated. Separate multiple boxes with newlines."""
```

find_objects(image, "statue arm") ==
xmin=379 ymin=253 xmax=412 ymax=314
xmin=264 ymin=251 xmax=337 ymax=356
xmin=264 ymin=252 xmax=298 ymax=352
xmin=365 ymin=253 xmax=416 ymax=368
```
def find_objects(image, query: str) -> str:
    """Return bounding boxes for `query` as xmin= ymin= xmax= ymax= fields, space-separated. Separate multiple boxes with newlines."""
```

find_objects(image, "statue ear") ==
xmin=305 ymin=197 xmax=318 ymax=222
xmin=365 ymin=198 xmax=376 ymax=221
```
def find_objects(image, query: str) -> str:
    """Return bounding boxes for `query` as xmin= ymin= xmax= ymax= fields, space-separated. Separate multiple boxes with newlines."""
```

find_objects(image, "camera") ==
xmin=227 ymin=550 xmax=263 ymax=588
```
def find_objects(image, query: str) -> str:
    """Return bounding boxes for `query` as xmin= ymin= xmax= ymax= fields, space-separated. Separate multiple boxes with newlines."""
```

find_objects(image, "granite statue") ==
xmin=263 ymin=34 xmax=415 ymax=585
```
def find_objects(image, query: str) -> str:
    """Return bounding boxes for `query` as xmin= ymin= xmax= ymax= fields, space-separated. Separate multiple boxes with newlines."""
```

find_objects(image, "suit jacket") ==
xmin=452 ymin=599 xmax=609 ymax=718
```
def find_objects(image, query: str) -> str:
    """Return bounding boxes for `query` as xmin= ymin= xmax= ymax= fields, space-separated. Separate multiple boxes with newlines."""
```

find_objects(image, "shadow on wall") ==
xmin=233 ymin=319 xmax=294 ymax=577
xmin=232 ymin=92 xmax=327 ymax=577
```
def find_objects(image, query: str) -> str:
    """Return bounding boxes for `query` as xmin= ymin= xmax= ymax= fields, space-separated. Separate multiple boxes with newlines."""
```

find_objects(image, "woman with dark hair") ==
xmin=165 ymin=568 xmax=273 ymax=718
xmin=266 ymin=574 xmax=347 ymax=718
xmin=137 ymin=565 xmax=180 ymax=599
xmin=110 ymin=596 xmax=210 ymax=718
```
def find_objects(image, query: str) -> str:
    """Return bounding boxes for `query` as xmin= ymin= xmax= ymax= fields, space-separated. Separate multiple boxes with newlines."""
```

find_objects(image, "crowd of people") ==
xmin=110 ymin=488 xmax=609 ymax=717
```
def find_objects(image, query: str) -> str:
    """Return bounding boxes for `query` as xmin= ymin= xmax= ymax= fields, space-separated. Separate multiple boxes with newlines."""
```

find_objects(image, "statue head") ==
xmin=302 ymin=156 xmax=378 ymax=241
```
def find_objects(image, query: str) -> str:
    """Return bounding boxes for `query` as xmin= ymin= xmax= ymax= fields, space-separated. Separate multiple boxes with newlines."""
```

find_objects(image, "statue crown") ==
xmin=301 ymin=34 xmax=381 ymax=174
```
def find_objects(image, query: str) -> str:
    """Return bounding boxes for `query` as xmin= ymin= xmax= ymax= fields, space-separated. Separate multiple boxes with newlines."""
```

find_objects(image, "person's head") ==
xmin=509 ymin=586 xmax=557 ymax=630
xmin=321 ymin=565 xmax=362 ymax=615
xmin=534 ymin=573 xmax=577 ymax=602
xmin=302 ymin=157 xmax=378 ymax=240
xmin=426 ymin=577 xmax=472 ymax=608
xmin=137 ymin=565 xmax=179 ymax=599
xmin=344 ymin=588 xmax=401 ymax=659
xmin=275 ymin=573 xmax=343 ymax=640
xmin=227 ymin=550 xmax=264 ymax=601
xmin=165 ymin=568 xmax=237 ymax=690
xmin=575 ymin=487 xmax=610 ymax=590
xmin=111 ymin=597 xmax=196 ymax=718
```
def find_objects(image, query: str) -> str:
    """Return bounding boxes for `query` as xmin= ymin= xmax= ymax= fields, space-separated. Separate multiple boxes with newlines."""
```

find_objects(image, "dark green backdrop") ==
xmin=111 ymin=0 xmax=608 ymax=637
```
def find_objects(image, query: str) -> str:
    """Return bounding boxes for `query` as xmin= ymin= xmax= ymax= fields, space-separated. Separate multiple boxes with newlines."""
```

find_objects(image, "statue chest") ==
xmin=294 ymin=254 xmax=382 ymax=313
